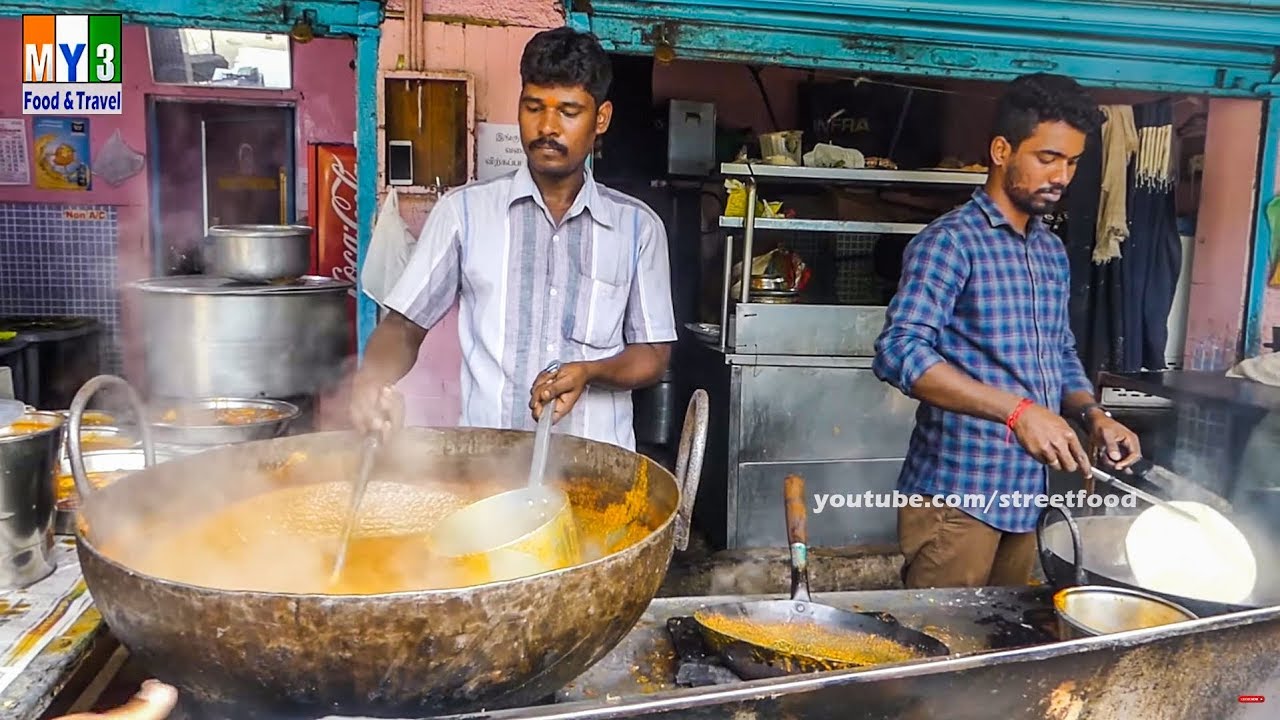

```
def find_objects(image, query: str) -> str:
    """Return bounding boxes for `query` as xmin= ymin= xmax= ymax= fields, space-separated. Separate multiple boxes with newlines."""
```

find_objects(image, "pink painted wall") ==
xmin=0 ymin=19 xmax=357 ymax=381
xmin=1185 ymin=99 xmax=1263 ymax=370
xmin=377 ymin=17 xmax=557 ymax=427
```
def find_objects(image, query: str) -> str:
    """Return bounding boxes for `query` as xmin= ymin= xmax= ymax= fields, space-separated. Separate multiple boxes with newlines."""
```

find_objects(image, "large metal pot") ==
xmin=131 ymin=276 xmax=351 ymax=400
xmin=203 ymin=224 xmax=313 ymax=282
xmin=0 ymin=410 xmax=62 ymax=588
xmin=1036 ymin=504 xmax=1280 ymax=618
xmin=67 ymin=376 xmax=691 ymax=718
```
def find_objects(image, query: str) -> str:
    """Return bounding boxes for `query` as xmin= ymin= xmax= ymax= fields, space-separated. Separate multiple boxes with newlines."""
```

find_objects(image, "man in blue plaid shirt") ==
xmin=874 ymin=74 xmax=1142 ymax=589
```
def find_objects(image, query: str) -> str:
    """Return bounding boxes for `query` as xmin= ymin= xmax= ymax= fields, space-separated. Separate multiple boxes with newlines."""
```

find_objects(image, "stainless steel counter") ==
xmin=686 ymin=301 xmax=916 ymax=550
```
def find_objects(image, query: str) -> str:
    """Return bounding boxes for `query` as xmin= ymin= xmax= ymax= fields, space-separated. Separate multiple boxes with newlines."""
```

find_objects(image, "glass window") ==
xmin=147 ymin=27 xmax=292 ymax=89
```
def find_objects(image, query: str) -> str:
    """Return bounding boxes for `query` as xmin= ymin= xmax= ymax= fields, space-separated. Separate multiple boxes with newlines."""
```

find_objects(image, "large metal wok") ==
xmin=1036 ymin=503 xmax=1280 ymax=618
xmin=67 ymin=376 xmax=706 ymax=718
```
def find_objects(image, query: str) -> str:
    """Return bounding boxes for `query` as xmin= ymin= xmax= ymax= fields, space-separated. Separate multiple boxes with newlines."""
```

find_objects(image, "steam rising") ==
xmin=82 ymin=421 xmax=586 ymax=595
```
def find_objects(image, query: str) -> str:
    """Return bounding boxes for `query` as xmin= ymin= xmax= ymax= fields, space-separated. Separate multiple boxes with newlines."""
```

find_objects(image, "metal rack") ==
xmin=717 ymin=162 xmax=986 ymax=351
xmin=698 ymin=162 xmax=989 ymax=549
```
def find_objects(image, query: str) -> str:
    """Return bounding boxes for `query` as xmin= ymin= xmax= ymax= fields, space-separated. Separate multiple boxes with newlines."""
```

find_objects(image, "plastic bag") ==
xmin=723 ymin=179 xmax=783 ymax=219
xmin=360 ymin=188 xmax=416 ymax=305
xmin=95 ymin=129 xmax=145 ymax=187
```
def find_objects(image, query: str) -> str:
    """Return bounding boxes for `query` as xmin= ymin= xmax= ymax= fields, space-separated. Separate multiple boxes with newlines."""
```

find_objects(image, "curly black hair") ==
xmin=991 ymin=73 xmax=1104 ymax=149
xmin=519 ymin=27 xmax=613 ymax=106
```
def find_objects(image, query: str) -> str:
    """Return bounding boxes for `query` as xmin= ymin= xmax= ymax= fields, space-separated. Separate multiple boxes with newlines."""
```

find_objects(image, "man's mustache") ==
xmin=529 ymin=137 xmax=568 ymax=154
xmin=1037 ymin=185 xmax=1065 ymax=195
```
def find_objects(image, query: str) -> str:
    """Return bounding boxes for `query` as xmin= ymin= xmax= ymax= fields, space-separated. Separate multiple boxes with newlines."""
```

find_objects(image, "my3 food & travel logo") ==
xmin=21 ymin=14 xmax=123 ymax=115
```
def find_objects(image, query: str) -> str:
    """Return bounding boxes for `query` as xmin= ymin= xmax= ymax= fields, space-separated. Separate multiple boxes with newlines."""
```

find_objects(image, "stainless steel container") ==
xmin=60 ymin=425 xmax=138 ymax=463
xmin=132 ymin=276 xmax=352 ymax=400
xmin=148 ymin=397 xmax=300 ymax=446
xmin=54 ymin=447 xmax=177 ymax=534
xmin=0 ymin=411 xmax=63 ymax=588
xmin=204 ymin=224 xmax=313 ymax=282
xmin=1053 ymin=585 xmax=1197 ymax=640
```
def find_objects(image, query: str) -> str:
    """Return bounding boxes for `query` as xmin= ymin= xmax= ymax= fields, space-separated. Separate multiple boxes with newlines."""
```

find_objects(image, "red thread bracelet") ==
xmin=1005 ymin=398 xmax=1034 ymax=443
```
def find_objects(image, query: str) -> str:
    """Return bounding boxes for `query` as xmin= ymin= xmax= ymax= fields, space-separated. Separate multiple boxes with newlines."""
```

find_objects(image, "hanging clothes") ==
xmin=1121 ymin=99 xmax=1182 ymax=372
xmin=1094 ymin=105 xmax=1139 ymax=264
xmin=1062 ymin=125 xmax=1126 ymax=377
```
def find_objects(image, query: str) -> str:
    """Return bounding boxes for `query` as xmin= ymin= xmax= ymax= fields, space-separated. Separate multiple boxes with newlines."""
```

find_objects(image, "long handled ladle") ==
xmin=330 ymin=432 xmax=380 ymax=583
xmin=527 ymin=360 xmax=560 ymax=489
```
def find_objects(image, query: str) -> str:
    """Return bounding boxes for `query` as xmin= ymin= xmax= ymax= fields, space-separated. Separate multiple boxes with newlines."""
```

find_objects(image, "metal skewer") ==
xmin=1090 ymin=467 xmax=1199 ymax=522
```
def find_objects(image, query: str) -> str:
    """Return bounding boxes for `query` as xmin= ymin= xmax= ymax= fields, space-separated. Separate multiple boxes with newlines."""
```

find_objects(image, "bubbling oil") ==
xmin=99 ymin=474 xmax=662 ymax=595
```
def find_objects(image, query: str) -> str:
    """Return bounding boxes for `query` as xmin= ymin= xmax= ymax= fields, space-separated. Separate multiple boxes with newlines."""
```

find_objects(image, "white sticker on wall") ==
xmin=475 ymin=122 xmax=525 ymax=181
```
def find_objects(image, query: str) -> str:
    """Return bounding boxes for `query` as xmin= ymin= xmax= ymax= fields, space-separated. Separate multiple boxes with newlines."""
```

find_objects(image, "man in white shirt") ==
xmin=350 ymin=27 xmax=677 ymax=450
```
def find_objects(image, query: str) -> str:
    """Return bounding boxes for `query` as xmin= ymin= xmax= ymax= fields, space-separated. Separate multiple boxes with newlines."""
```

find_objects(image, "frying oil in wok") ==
xmin=695 ymin=612 xmax=923 ymax=666
xmin=98 ymin=469 xmax=661 ymax=595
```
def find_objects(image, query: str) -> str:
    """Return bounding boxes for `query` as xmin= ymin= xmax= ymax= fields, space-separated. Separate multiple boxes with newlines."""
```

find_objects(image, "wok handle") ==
xmin=783 ymin=474 xmax=812 ymax=603
xmin=68 ymin=375 xmax=155 ymax=506
xmin=1127 ymin=456 xmax=1155 ymax=479
xmin=673 ymin=388 xmax=708 ymax=552
xmin=1035 ymin=504 xmax=1086 ymax=588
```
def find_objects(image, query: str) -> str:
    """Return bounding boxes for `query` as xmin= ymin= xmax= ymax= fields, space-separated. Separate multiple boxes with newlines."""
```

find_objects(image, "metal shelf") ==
xmin=721 ymin=162 xmax=987 ymax=186
xmin=720 ymin=216 xmax=926 ymax=234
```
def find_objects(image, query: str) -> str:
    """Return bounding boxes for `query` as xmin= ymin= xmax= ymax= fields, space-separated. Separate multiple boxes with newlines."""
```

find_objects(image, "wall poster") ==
xmin=32 ymin=116 xmax=92 ymax=191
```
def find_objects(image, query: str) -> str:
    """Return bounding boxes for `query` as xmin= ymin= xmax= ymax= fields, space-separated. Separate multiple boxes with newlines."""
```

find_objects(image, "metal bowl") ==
xmin=1053 ymin=585 xmax=1197 ymax=640
xmin=750 ymin=275 xmax=789 ymax=291
xmin=203 ymin=224 xmax=313 ymax=283
xmin=54 ymin=448 xmax=177 ymax=534
xmin=55 ymin=409 xmax=119 ymax=427
xmin=148 ymin=398 xmax=300 ymax=447
xmin=61 ymin=425 xmax=139 ymax=462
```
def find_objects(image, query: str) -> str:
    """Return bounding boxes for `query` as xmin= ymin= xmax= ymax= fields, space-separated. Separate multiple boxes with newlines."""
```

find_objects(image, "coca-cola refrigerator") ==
xmin=307 ymin=142 xmax=358 ymax=429
xmin=308 ymin=142 xmax=358 ymax=349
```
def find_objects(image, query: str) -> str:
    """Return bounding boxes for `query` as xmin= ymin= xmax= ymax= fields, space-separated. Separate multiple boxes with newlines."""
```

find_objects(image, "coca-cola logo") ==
xmin=327 ymin=154 xmax=359 ymax=298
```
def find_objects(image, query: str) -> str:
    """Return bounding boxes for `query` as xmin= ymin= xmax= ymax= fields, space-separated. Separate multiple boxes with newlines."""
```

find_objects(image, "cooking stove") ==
xmin=110 ymin=588 xmax=1059 ymax=720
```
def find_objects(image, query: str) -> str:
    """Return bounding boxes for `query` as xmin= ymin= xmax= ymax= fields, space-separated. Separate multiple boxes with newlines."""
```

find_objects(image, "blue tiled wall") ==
xmin=0 ymin=202 xmax=122 ymax=373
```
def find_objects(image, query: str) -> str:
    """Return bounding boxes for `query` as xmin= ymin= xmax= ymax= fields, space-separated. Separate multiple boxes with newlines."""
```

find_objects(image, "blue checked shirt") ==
xmin=873 ymin=189 xmax=1094 ymax=533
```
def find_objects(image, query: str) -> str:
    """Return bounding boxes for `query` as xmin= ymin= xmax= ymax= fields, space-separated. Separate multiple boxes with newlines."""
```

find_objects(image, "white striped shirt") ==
xmin=384 ymin=166 xmax=677 ymax=450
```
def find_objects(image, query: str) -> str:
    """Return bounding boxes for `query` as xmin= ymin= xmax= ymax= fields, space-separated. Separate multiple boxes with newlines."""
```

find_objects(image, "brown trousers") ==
xmin=898 ymin=500 xmax=1037 ymax=589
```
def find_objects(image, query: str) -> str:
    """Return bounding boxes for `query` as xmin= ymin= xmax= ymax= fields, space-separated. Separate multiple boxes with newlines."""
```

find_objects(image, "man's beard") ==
xmin=1004 ymin=167 xmax=1064 ymax=216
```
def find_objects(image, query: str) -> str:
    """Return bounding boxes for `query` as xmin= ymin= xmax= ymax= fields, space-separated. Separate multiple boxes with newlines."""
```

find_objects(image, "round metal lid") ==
xmin=131 ymin=275 xmax=354 ymax=295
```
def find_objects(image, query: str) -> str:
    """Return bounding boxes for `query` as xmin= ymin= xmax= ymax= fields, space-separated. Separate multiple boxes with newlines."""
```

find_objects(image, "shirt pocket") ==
xmin=569 ymin=274 xmax=628 ymax=349
xmin=567 ymin=228 xmax=633 ymax=348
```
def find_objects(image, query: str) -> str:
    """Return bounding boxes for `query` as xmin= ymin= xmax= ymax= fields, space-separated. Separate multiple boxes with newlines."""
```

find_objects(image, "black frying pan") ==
xmin=692 ymin=474 xmax=950 ymax=679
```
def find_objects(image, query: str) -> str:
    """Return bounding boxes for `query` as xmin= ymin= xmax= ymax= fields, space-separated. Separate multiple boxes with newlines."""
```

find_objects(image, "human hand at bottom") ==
xmin=56 ymin=679 xmax=177 ymax=720
xmin=529 ymin=361 xmax=593 ymax=424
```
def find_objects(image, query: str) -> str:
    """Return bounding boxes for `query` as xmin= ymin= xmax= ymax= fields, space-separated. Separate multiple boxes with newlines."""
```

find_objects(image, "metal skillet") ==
xmin=693 ymin=474 xmax=950 ymax=679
